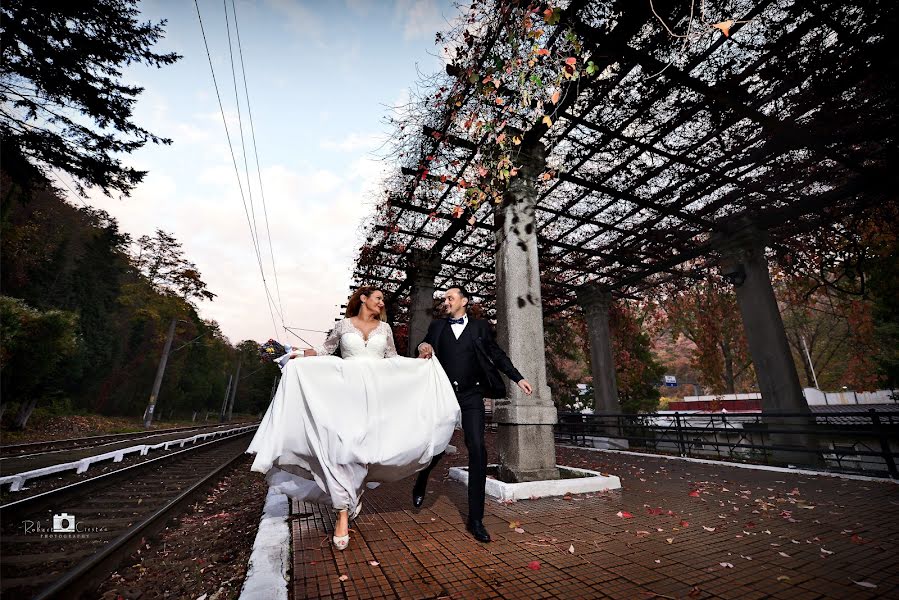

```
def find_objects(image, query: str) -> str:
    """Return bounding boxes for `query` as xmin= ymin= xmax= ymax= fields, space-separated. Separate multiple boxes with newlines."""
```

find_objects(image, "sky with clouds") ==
xmin=75 ymin=0 xmax=456 ymax=348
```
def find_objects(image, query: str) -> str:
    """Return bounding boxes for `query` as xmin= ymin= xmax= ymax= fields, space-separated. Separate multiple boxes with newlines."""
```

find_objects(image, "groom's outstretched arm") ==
xmin=481 ymin=322 xmax=524 ymax=383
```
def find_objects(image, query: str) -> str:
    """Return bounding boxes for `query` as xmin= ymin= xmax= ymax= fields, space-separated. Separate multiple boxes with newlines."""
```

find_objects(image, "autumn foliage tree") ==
xmin=663 ymin=277 xmax=752 ymax=395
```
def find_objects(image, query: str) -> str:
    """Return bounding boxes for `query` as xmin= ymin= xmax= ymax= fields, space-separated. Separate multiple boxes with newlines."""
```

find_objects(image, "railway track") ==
xmin=0 ymin=426 xmax=257 ymax=599
xmin=0 ymin=421 xmax=254 ymax=459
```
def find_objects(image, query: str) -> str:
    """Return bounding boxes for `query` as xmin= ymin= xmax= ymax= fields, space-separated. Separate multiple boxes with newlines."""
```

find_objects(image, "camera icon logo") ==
xmin=52 ymin=513 xmax=76 ymax=533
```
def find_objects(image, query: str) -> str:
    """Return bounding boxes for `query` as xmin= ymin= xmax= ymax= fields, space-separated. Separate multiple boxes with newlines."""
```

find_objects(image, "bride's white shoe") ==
xmin=332 ymin=532 xmax=350 ymax=551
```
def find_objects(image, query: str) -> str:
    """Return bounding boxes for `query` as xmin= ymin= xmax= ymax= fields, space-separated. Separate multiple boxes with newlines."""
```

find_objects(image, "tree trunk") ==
xmin=13 ymin=398 xmax=38 ymax=430
xmin=721 ymin=339 xmax=736 ymax=394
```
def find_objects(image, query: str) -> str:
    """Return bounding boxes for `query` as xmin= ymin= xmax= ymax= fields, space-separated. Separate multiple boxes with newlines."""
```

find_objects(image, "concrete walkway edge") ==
xmin=239 ymin=488 xmax=290 ymax=600
xmin=562 ymin=445 xmax=899 ymax=484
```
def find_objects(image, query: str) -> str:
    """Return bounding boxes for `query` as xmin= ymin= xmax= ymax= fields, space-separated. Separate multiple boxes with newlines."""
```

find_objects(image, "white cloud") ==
xmin=319 ymin=132 xmax=384 ymax=153
xmin=396 ymin=0 xmax=447 ymax=41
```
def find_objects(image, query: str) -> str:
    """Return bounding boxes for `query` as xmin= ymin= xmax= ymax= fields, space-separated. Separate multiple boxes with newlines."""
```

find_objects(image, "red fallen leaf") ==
xmin=565 ymin=57 xmax=576 ymax=66
xmin=646 ymin=507 xmax=664 ymax=515
xmin=851 ymin=534 xmax=868 ymax=545
xmin=689 ymin=490 xmax=701 ymax=497
xmin=527 ymin=560 xmax=541 ymax=570
xmin=535 ymin=48 xmax=550 ymax=56
xmin=551 ymin=90 xmax=560 ymax=104
xmin=616 ymin=511 xmax=634 ymax=519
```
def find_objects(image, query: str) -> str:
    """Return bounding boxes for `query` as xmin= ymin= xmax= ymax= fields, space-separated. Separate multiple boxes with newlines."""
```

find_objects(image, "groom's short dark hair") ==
xmin=448 ymin=285 xmax=470 ymax=301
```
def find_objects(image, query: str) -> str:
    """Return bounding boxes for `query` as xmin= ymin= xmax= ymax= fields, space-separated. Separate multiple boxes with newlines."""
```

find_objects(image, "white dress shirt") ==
xmin=450 ymin=314 xmax=468 ymax=339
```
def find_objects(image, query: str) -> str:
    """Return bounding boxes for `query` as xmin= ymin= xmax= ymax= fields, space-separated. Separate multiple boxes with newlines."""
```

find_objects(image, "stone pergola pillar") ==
xmin=576 ymin=285 xmax=620 ymax=416
xmin=712 ymin=221 xmax=818 ymax=466
xmin=406 ymin=249 xmax=441 ymax=357
xmin=493 ymin=140 xmax=559 ymax=483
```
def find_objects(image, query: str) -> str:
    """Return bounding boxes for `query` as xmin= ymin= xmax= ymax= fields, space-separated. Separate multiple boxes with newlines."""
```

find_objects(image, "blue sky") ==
xmin=80 ymin=0 xmax=456 ymax=347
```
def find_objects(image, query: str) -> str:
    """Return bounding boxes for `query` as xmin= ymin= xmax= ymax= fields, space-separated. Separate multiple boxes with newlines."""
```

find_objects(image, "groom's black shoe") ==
xmin=412 ymin=475 xmax=427 ymax=508
xmin=466 ymin=519 xmax=491 ymax=543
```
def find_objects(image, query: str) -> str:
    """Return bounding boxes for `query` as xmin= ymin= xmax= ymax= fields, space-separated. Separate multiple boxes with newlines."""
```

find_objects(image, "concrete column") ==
xmin=713 ymin=222 xmax=818 ymax=466
xmin=493 ymin=140 xmax=559 ymax=483
xmin=406 ymin=249 xmax=441 ymax=357
xmin=576 ymin=285 xmax=620 ymax=414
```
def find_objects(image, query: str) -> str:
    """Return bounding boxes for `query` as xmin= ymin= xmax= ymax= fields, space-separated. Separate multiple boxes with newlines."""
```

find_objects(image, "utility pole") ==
xmin=143 ymin=318 xmax=178 ymax=428
xmin=801 ymin=335 xmax=820 ymax=389
xmin=225 ymin=358 xmax=241 ymax=421
xmin=220 ymin=374 xmax=232 ymax=422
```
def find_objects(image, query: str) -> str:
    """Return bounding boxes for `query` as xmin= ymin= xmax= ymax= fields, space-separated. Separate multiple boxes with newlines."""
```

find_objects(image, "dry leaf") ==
xmin=778 ymin=552 xmax=791 ymax=558
xmin=527 ymin=560 xmax=541 ymax=570
xmin=712 ymin=19 xmax=735 ymax=36
xmin=542 ymin=115 xmax=552 ymax=127
xmin=514 ymin=527 xmax=525 ymax=534
xmin=369 ymin=561 xmax=380 ymax=566
xmin=777 ymin=576 xmax=791 ymax=582
xmin=616 ymin=511 xmax=634 ymax=519
xmin=568 ymin=544 xmax=575 ymax=554
xmin=720 ymin=562 xmax=734 ymax=568
xmin=551 ymin=90 xmax=560 ymax=104
xmin=666 ymin=538 xmax=674 ymax=544
xmin=851 ymin=581 xmax=878 ymax=589
xmin=338 ymin=575 xmax=349 ymax=582
xmin=702 ymin=526 xmax=716 ymax=532
xmin=509 ymin=521 xmax=521 ymax=529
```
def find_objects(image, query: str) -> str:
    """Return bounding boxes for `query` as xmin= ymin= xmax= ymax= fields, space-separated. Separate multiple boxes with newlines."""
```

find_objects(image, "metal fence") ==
xmin=553 ymin=410 xmax=899 ymax=479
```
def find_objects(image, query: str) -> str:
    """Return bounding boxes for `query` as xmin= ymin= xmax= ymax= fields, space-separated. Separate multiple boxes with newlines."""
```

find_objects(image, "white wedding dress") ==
xmin=248 ymin=318 xmax=460 ymax=514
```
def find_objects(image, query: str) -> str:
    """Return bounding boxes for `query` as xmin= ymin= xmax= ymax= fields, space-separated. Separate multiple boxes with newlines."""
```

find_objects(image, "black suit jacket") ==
xmin=419 ymin=317 xmax=524 ymax=399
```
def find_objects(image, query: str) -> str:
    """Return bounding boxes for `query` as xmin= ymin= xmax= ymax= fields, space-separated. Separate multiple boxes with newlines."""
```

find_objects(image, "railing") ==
xmin=553 ymin=410 xmax=899 ymax=479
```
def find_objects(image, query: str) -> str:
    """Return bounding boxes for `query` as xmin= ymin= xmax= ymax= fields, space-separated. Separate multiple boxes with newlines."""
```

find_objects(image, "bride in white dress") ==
xmin=248 ymin=287 xmax=460 ymax=549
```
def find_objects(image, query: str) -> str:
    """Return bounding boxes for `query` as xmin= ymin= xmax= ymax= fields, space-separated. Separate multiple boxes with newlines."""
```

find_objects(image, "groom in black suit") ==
xmin=413 ymin=286 xmax=532 ymax=543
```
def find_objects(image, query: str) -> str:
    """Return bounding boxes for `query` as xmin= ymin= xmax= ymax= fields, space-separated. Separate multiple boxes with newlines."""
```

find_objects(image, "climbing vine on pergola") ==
xmin=351 ymin=0 xmax=897 ymax=322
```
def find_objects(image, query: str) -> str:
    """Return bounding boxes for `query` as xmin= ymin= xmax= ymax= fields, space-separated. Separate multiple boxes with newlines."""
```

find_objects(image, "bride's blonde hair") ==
xmin=345 ymin=286 xmax=387 ymax=321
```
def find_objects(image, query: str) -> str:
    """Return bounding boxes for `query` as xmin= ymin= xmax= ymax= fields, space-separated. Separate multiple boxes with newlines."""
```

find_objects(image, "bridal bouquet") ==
xmin=259 ymin=339 xmax=287 ymax=363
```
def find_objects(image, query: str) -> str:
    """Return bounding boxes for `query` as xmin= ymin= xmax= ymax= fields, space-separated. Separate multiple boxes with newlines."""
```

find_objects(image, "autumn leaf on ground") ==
xmin=338 ymin=575 xmax=349 ymax=582
xmin=712 ymin=19 xmax=735 ymax=36
xmin=689 ymin=490 xmax=701 ymax=497
xmin=778 ymin=552 xmax=791 ymax=558
xmin=777 ymin=576 xmax=791 ymax=582
xmin=542 ymin=115 xmax=552 ymax=127
xmin=689 ymin=586 xmax=701 ymax=597
xmin=568 ymin=544 xmax=575 ymax=554
xmin=451 ymin=205 xmax=464 ymax=218
xmin=666 ymin=538 xmax=674 ymax=544
xmin=680 ymin=520 xmax=690 ymax=527
xmin=646 ymin=507 xmax=664 ymax=515
xmin=702 ymin=526 xmax=715 ymax=532
xmin=636 ymin=531 xmax=651 ymax=538
xmin=720 ymin=562 xmax=734 ymax=568
xmin=369 ymin=561 xmax=380 ymax=566
xmin=852 ymin=580 xmax=878 ymax=589
xmin=514 ymin=527 xmax=525 ymax=534
xmin=509 ymin=520 xmax=521 ymax=529
xmin=527 ymin=560 xmax=541 ymax=570
xmin=551 ymin=90 xmax=560 ymax=104
xmin=616 ymin=511 xmax=634 ymax=518
xmin=851 ymin=534 xmax=868 ymax=544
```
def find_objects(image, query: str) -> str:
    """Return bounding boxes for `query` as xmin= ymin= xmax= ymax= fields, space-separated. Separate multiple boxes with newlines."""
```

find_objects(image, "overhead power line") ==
xmin=193 ymin=0 xmax=279 ymax=340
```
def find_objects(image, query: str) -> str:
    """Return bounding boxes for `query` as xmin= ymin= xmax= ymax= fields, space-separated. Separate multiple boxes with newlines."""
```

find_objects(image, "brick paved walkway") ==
xmin=289 ymin=431 xmax=899 ymax=599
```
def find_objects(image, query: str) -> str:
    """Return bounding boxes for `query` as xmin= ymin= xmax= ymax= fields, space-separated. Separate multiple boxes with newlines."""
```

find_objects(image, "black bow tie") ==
xmin=447 ymin=317 xmax=465 ymax=325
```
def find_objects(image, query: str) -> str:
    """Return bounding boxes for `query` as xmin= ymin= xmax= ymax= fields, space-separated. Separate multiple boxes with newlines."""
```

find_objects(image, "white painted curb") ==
xmin=449 ymin=464 xmax=622 ymax=501
xmin=561 ymin=445 xmax=899 ymax=484
xmin=239 ymin=489 xmax=290 ymax=600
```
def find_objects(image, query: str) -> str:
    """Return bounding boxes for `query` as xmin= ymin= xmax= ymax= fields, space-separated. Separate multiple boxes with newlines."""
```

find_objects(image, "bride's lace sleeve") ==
xmin=314 ymin=320 xmax=345 ymax=356
xmin=384 ymin=322 xmax=398 ymax=358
